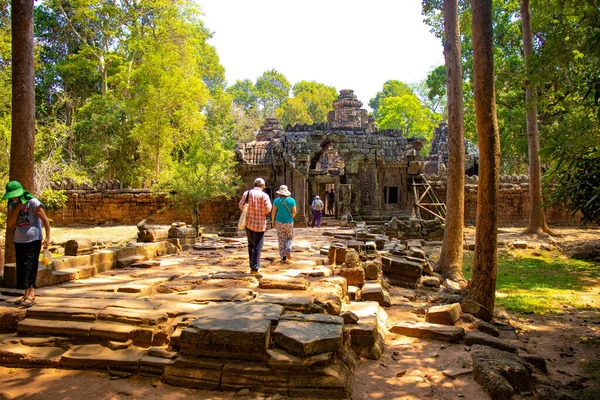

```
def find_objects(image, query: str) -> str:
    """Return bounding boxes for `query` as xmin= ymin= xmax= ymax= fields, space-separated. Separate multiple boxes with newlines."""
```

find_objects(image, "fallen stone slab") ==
xmin=274 ymin=320 xmax=343 ymax=357
xmin=259 ymin=275 xmax=310 ymax=291
xmin=60 ymin=344 xmax=145 ymax=372
xmin=383 ymin=257 xmax=423 ymax=278
xmin=182 ymin=302 xmax=284 ymax=326
xmin=471 ymin=345 xmax=533 ymax=400
xmin=389 ymin=322 xmax=465 ymax=342
xmin=426 ymin=303 xmax=462 ymax=325
xmin=180 ymin=318 xmax=271 ymax=361
xmin=344 ymin=301 xmax=388 ymax=360
xmin=464 ymin=331 xmax=518 ymax=353
xmin=98 ymin=307 xmax=168 ymax=326
xmin=152 ymin=288 xmax=256 ymax=303
xmin=220 ymin=361 xmax=289 ymax=393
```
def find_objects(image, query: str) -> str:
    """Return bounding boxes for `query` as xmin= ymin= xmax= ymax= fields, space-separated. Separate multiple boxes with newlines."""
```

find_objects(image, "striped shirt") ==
xmin=239 ymin=187 xmax=272 ymax=232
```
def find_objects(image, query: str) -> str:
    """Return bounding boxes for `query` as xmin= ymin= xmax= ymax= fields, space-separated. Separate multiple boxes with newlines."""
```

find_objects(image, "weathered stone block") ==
xmin=0 ymin=306 xmax=27 ymax=333
xmin=64 ymin=239 xmax=94 ymax=256
xmin=274 ymin=320 xmax=343 ymax=357
xmin=359 ymin=283 xmax=391 ymax=307
xmin=471 ymin=345 xmax=533 ymax=399
xmin=180 ymin=318 xmax=271 ymax=361
xmin=1 ymin=263 xmax=16 ymax=288
xmin=389 ymin=322 xmax=465 ymax=342
xmin=462 ymin=299 xmax=492 ymax=322
xmin=364 ymin=261 xmax=380 ymax=280
xmin=339 ymin=267 xmax=365 ymax=287
xmin=426 ymin=303 xmax=462 ymax=325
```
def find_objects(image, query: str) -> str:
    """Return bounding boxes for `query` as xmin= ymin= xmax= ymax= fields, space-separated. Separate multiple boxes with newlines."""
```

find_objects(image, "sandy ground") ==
xmin=1 ymin=225 xmax=599 ymax=400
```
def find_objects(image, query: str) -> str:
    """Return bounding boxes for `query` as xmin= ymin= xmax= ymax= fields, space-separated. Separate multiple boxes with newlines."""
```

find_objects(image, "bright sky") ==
xmin=198 ymin=0 xmax=444 ymax=110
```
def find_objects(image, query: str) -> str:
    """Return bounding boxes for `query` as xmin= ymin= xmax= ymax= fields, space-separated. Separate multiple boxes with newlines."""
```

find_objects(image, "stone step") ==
xmin=16 ymin=318 xmax=161 ymax=346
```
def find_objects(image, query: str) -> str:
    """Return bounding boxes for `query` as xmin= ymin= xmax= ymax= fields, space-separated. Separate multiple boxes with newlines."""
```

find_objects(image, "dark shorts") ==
xmin=15 ymin=240 xmax=42 ymax=289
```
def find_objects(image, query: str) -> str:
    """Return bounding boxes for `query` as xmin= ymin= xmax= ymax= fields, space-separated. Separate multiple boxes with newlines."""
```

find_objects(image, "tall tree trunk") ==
xmin=520 ymin=0 xmax=551 ymax=235
xmin=438 ymin=0 xmax=465 ymax=280
xmin=6 ymin=0 xmax=36 ymax=263
xmin=469 ymin=0 xmax=501 ymax=312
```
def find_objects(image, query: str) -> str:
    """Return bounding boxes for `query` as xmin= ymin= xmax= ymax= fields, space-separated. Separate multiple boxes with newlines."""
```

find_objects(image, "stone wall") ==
xmin=46 ymin=184 xmax=580 ymax=227
xmin=46 ymin=189 xmax=239 ymax=226
xmin=433 ymin=183 xmax=579 ymax=225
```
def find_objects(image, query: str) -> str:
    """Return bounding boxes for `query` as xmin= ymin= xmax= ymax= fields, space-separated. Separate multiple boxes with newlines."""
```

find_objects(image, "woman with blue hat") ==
xmin=3 ymin=180 xmax=51 ymax=308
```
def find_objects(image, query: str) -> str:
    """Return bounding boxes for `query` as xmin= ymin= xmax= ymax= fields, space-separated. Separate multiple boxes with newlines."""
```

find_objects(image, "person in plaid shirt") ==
xmin=239 ymin=177 xmax=272 ymax=274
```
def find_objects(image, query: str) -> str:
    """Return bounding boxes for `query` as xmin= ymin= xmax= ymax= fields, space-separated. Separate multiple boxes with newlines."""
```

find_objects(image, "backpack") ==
xmin=313 ymin=199 xmax=323 ymax=210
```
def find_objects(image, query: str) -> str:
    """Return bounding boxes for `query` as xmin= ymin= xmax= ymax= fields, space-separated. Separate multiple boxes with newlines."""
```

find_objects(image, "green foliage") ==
xmin=160 ymin=129 xmax=240 ymax=231
xmin=543 ymin=146 xmax=600 ymax=225
xmin=38 ymin=188 xmax=68 ymax=212
xmin=255 ymin=69 xmax=291 ymax=117
xmin=369 ymin=80 xmax=415 ymax=115
xmin=275 ymin=97 xmax=312 ymax=128
xmin=227 ymin=79 xmax=258 ymax=111
xmin=423 ymin=65 xmax=447 ymax=114
xmin=376 ymin=94 xmax=441 ymax=140
xmin=274 ymin=81 xmax=337 ymax=127
xmin=291 ymin=81 xmax=337 ymax=123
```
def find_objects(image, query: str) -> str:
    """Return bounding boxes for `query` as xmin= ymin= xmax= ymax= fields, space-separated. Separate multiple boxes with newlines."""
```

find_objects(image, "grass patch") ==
xmin=463 ymin=251 xmax=599 ymax=314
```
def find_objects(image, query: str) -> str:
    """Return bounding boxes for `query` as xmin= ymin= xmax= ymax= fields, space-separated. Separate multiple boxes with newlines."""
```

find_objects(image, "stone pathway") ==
xmin=0 ymin=226 xmax=572 ymax=399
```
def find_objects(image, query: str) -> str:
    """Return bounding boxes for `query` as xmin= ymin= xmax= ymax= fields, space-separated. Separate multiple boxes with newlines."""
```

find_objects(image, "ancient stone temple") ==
xmin=236 ymin=90 xmax=426 ymax=224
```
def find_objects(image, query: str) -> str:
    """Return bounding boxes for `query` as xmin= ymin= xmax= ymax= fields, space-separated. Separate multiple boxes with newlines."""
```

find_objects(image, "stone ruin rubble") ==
xmin=0 ymin=220 xmax=570 ymax=398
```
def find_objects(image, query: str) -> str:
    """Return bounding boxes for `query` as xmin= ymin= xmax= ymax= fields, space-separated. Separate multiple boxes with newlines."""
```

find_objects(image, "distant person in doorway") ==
xmin=239 ymin=178 xmax=272 ymax=274
xmin=327 ymin=188 xmax=335 ymax=215
xmin=4 ymin=180 xmax=51 ymax=308
xmin=272 ymin=185 xmax=296 ymax=263
xmin=311 ymin=195 xmax=324 ymax=228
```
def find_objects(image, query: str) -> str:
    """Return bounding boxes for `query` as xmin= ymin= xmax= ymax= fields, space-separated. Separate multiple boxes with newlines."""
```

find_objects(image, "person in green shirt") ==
xmin=271 ymin=185 xmax=297 ymax=263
